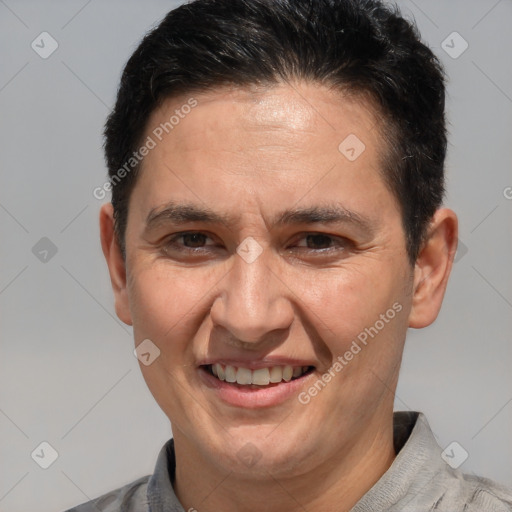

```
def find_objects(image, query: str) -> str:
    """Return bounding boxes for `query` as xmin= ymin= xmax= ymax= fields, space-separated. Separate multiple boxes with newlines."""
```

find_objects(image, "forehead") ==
xmin=128 ymin=82 xmax=397 ymax=229
xmin=146 ymin=83 xmax=384 ymax=162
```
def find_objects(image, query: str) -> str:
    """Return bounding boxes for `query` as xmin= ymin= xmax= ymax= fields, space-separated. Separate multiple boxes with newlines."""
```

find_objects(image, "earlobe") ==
xmin=408 ymin=208 xmax=458 ymax=329
xmin=99 ymin=203 xmax=133 ymax=326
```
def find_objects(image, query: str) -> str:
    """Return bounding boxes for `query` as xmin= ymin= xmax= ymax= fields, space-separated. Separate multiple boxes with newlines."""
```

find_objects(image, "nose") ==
xmin=210 ymin=247 xmax=294 ymax=346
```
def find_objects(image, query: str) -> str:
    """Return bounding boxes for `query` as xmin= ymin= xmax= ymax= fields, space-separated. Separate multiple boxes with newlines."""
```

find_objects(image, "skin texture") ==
xmin=100 ymin=82 xmax=458 ymax=512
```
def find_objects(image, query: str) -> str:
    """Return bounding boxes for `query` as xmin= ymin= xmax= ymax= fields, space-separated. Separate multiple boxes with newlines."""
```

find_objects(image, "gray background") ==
xmin=0 ymin=1 xmax=511 ymax=510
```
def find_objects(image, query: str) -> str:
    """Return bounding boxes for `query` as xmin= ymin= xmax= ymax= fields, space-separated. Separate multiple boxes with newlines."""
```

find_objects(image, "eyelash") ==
xmin=161 ymin=231 xmax=351 ymax=255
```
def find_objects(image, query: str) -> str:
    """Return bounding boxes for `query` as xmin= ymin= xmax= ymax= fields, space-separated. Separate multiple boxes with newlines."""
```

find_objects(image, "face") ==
xmin=108 ymin=83 xmax=418 ymax=477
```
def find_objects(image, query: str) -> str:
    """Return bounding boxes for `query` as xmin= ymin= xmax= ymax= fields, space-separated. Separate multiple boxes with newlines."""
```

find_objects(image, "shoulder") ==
xmin=388 ymin=412 xmax=512 ymax=511
xmin=431 ymin=467 xmax=512 ymax=511
xmin=452 ymin=473 xmax=512 ymax=512
xmin=62 ymin=475 xmax=150 ymax=512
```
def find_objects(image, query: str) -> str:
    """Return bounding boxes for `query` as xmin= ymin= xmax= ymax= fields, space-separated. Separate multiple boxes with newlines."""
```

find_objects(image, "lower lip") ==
xmin=198 ymin=367 xmax=313 ymax=409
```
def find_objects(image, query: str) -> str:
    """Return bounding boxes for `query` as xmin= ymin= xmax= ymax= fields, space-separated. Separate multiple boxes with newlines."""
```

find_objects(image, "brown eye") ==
xmin=295 ymin=233 xmax=341 ymax=250
xmin=290 ymin=233 xmax=353 ymax=259
xmin=181 ymin=233 xmax=208 ymax=248
xmin=162 ymin=231 xmax=217 ymax=256
xmin=305 ymin=234 xmax=334 ymax=249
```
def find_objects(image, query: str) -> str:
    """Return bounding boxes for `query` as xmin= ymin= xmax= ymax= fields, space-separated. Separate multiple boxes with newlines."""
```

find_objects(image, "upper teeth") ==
xmin=210 ymin=364 xmax=309 ymax=385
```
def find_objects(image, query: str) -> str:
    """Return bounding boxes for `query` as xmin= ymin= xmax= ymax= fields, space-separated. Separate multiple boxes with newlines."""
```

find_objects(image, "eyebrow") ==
xmin=275 ymin=206 xmax=374 ymax=233
xmin=145 ymin=201 xmax=375 ymax=234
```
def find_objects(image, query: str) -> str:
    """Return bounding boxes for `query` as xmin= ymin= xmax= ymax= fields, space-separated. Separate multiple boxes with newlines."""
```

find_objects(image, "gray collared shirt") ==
xmin=64 ymin=411 xmax=512 ymax=511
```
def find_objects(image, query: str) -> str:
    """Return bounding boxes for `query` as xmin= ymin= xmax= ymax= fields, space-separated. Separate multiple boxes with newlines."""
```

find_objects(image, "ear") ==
xmin=408 ymin=208 xmax=458 ymax=329
xmin=99 ymin=203 xmax=133 ymax=326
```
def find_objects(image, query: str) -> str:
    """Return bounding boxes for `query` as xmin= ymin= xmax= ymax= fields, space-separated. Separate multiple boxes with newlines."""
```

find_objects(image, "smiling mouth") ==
xmin=202 ymin=364 xmax=315 ymax=387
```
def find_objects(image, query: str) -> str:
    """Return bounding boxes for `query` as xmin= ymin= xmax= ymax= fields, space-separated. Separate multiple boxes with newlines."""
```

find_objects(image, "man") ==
xmin=68 ymin=0 xmax=512 ymax=510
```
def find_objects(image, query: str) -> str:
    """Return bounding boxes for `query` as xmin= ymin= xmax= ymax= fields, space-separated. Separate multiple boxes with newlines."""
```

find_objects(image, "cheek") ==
xmin=127 ymin=264 xmax=207 ymax=350
xmin=293 ymin=262 xmax=400 ymax=348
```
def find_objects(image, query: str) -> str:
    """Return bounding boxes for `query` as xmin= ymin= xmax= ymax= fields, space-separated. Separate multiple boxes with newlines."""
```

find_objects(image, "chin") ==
xmin=206 ymin=426 xmax=311 ymax=477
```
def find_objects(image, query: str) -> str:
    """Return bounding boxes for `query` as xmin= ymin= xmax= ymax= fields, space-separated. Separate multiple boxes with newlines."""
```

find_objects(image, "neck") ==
xmin=173 ymin=414 xmax=396 ymax=512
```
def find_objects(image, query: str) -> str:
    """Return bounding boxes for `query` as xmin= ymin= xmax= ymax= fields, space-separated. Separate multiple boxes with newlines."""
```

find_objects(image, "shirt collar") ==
xmin=147 ymin=437 xmax=181 ymax=511
xmin=351 ymin=411 xmax=446 ymax=511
